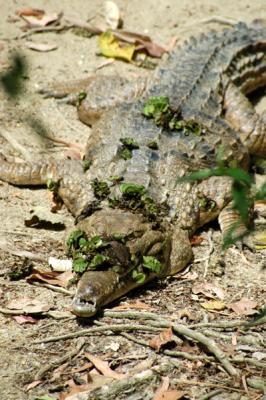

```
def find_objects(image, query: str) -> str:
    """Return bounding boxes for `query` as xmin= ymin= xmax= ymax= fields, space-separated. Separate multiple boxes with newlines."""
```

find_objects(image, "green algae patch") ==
xmin=46 ymin=178 xmax=59 ymax=192
xmin=143 ymin=96 xmax=202 ymax=136
xmin=82 ymin=159 xmax=92 ymax=172
xmin=120 ymin=182 xmax=146 ymax=197
xmin=119 ymin=137 xmax=139 ymax=160
xmin=91 ymin=178 xmax=110 ymax=199
xmin=143 ymin=96 xmax=170 ymax=118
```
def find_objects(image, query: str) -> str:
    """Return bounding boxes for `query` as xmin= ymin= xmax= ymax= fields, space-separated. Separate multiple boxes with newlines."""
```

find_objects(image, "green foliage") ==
xmin=46 ymin=178 xmax=59 ymax=192
xmin=73 ymin=256 xmax=89 ymax=273
xmin=66 ymin=230 xmax=86 ymax=250
xmin=143 ymin=96 xmax=202 ymax=135
xmin=177 ymin=159 xmax=266 ymax=247
xmin=119 ymin=137 xmax=139 ymax=160
xmin=146 ymin=140 xmax=159 ymax=150
xmin=108 ymin=175 xmax=124 ymax=183
xmin=142 ymin=256 xmax=162 ymax=273
xmin=120 ymin=182 xmax=146 ymax=197
xmin=132 ymin=269 xmax=146 ymax=284
xmin=143 ymin=96 xmax=170 ymax=118
xmin=89 ymin=254 xmax=110 ymax=269
xmin=91 ymin=178 xmax=110 ymax=199
xmin=82 ymin=159 xmax=92 ymax=172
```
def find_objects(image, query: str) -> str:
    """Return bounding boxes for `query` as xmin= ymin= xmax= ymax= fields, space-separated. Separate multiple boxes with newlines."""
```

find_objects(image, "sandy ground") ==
xmin=0 ymin=1 xmax=265 ymax=399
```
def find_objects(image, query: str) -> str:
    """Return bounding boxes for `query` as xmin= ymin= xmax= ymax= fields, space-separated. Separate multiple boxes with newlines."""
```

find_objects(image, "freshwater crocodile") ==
xmin=1 ymin=21 xmax=266 ymax=317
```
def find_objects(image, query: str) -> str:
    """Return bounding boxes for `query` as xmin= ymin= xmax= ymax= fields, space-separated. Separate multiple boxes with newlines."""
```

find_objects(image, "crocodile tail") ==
xmin=0 ymin=157 xmax=58 ymax=185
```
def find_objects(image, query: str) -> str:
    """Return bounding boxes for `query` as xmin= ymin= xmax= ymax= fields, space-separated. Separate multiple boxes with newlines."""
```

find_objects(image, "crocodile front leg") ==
xmin=0 ymin=157 xmax=95 ymax=218
xmin=40 ymin=75 xmax=147 ymax=126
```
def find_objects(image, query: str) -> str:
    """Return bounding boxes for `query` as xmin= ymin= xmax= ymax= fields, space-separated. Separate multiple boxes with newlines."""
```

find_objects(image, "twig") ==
xmin=246 ymin=378 xmax=266 ymax=394
xmin=31 ymin=281 xmax=73 ymax=295
xmin=199 ymin=389 xmax=224 ymax=400
xmin=34 ymin=338 xmax=85 ymax=380
xmin=171 ymin=379 xmax=245 ymax=393
xmin=170 ymin=322 xmax=239 ymax=376
xmin=32 ymin=323 xmax=162 ymax=344
xmin=202 ymin=329 xmax=263 ymax=347
xmin=85 ymin=369 xmax=157 ymax=400
xmin=103 ymin=311 xmax=238 ymax=376
xmin=164 ymin=349 xmax=213 ymax=362
xmin=190 ymin=318 xmax=266 ymax=329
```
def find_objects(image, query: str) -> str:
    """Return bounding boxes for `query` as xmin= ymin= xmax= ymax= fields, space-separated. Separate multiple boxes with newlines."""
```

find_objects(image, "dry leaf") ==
xmin=111 ymin=301 xmax=153 ymax=311
xmin=25 ymin=42 xmax=58 ymax=52
xmin=153 ymin=376 xmax=169 ymax=400
xmin=99 ymin=31 xmax=136 ymax=62
xmin=85 ymin=353 xmax=126 ymax=380
xmin=149 ymin=327 xmax=174 ymax=352
xmin=154 ymin=387 xmax=186 ymax=400
xmin=112 ymin=30 xmax=166 ymax=57
xmin=20 ymin=12 xmax=60 ymax=27
xmin=190 ymin=235 xmax=204 ymax=246
xmin=228 ymin=298 xmax=258 ymax=316
xmin=192 ymin=282 xmax=225 ymax=299
xmin=16 ymin=8 xmax=44 ymax=18
xmin=201 ymin=300 xmax=226 ymax=310
xmin=105 ymin=1 xmax=121 ymax=29
xmin=27 ymin=268 xmax=74 ymax=288
xmin=59 ymin=380 xmax=92 ymax=400
xmin=25 ymin=380 xmax=42 ymax=391
xmin=6 ymin=296 xmax=51 ymax=314
xmin=51 ymin=362 xmax=69 ymax=382
xmin=12 ymin=315 xmax=37 ymax=324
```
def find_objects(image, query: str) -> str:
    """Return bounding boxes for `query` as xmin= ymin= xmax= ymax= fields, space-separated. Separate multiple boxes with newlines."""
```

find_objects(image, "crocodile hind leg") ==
xmin=0 ymin=157 xmax=96 ymax=218
xmin=224 ymin=81 xmax=266 ymax=156
xmin=40 ymin=75 xmax=147 ymax=126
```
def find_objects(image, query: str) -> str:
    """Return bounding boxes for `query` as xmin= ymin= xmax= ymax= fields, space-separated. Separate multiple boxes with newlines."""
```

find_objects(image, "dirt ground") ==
xmin=0 ymin=1 xmax=265 ymax=399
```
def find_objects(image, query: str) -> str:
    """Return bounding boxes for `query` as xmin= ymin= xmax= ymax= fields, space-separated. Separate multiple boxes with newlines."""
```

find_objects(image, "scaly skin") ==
xmin=1 ymin=21 xmax=266 ymax=317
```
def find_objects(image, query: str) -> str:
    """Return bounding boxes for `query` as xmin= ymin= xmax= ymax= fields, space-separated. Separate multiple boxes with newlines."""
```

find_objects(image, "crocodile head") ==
xmin=71 ymin=207 xmax=193 ymax=317
xmin=71 ymin=208 xmax=173 ymax=317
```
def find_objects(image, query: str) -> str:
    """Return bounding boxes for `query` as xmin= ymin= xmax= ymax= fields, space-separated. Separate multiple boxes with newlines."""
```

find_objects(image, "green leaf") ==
xmin=132 ymin=270 xmax=146 ymax=284
xmin=120 ymin=147 xmax=133 ymax=160
xmin=66 ymin=230 xmax=86 ymax=249
xmin=82 ymin=159 xmax=92 ymax=171
xmin=146 ymin=141 xmax=159 ymax=150
xmin=46 ymin=178 xmax=59 ymax=192
xmin=99 ymin=31 xmax=135 ymax=62
xmin=120 ymin=137 xmax=139 ymax=150
xmin=143 ymin=96 xmax=170 ymax=117
xmin=142 ymin=256 xmax=162 ymax=273
xmin=76 ymin=91 xmax=87 ymax=106
xmin=120 ymin=182 xmax=146 ymax=197
xmin=73 ymin=257 xmax=88 ymax=273
xmin=89 ymin=254 xmax=110 ymax=269
xmin=232 ymin=181 xmax=250 ymax=225
xmin=177 ymin=167 xmax=252 ymax=187
xmin=108 ymin=175 xmax=123 ymax=183
xmin=91 ymin=179 xmax=110 ymax=199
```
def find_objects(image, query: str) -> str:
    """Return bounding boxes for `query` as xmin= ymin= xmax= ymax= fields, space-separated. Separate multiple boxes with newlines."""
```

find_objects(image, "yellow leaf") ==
xmin=254 ymin=231 xmax=266 ymax=249
xmin=201 ymin=300 xmax=226 ymax=310
xmin=99 ymin=31 xmax=135 ymax=62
